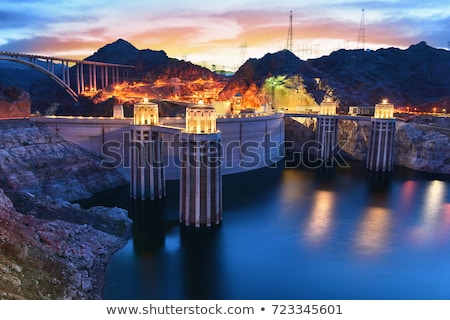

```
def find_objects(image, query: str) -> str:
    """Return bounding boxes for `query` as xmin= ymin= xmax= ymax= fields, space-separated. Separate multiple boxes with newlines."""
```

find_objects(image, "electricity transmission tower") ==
xmin=286 ymin=11 xmax=293 ymax=52
xmin=357 ymin=9 xmax=365 ymax=50
xmin=239 ymin=42 xmax=247 ymax=65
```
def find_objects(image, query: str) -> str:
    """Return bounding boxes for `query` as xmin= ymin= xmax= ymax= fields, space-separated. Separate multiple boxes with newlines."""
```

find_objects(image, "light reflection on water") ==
xmin=305 ymin=190 xmax=335 ymax=247
xmin=95 ymin=162 xmax=450 ymax=300
xmin=354 ymin=206 xmax=392 ymax=256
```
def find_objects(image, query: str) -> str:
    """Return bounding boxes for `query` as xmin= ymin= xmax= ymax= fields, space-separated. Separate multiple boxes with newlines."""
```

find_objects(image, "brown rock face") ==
xmin=0 ymin=119 xmax=127 ymax=201
xmin=0 ymin=188 xmax=131 ymax=299
xmin=337 ymin=120 xmax=371 ymax=161
xmin=394 ymin=122 xmax=450 ymax=174
xmin=0 ymin=88 xmax=31 ymax=119
xmin=0 ymin=119 xmax=132 ymax=299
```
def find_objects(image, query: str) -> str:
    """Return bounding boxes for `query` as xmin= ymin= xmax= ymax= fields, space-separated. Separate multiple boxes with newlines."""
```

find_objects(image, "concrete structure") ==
xmin=130 ymin=99 xmax=165 ymax=200
xmin=32 ymin=112 xmax=285 ymax=179
xmin=0 ymin=51 xmax=134 ymax=101
xmin=185 ymin=104 xmax=216 ymax=133
xmin=134 ymin=99 xmax=159 ymax=125
xmin=231 ymin=94 xmax=243 ymax=114
xmin=316 ymin=97 xmax=338 ymax=164
xmin=367 ymin=99 xmax=396 ymax=171
xmin=112 ymin=104 xmax=124 ymax=119
xmin=374 ymin=99 xmax=395 ymax=119
xmin=180 ymin=105 xmax=222 ymax=227
xmin=348 ymin=106 xmax=375 ymax=116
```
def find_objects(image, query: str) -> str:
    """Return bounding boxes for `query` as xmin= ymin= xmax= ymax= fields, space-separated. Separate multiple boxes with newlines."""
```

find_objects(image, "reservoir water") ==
xmin=81 ymin=160 xmax=450 ymax=300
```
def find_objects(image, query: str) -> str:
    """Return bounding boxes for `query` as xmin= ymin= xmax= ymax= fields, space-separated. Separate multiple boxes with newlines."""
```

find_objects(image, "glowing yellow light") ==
xmin=374 ymin=98 xmax=394 ymax=119
xmin=355 ymin=207 xmax=391 ymax=255
xmin=422 ymin=180 xmax=445 ymax=226
xmin=411 ymin=180 xmax=447 ymax=244
xmin=306 ymin=190 xmax=334 ymax=246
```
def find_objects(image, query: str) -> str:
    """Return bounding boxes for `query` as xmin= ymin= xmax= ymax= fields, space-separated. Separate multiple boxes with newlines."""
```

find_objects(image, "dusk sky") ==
xmin=0 ymin=0 xmax=448 ymax=70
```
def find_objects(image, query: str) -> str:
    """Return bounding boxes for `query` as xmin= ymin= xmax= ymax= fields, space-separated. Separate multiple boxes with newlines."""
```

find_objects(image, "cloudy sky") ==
xmin=0 ymin=0 xmax=448 ymax=69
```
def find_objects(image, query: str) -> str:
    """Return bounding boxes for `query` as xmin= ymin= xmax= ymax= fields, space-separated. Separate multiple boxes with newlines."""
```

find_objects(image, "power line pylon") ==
xmin=286 ymin=10 xmax=293 ymax=52
xmin=357 ymin=8 xmax=365 ymax=50
xmin=239 ymin=41 xmax=247 ymax=65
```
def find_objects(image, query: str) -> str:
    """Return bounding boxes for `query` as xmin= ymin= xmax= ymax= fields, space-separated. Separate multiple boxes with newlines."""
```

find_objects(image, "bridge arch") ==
xmin=0 ymin=57 xmax=78 ymax=102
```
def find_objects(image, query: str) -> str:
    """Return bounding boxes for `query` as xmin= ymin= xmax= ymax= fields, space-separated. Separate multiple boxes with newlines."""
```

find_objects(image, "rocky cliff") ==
xmin=0 ymin=119 xmax=127 ymax=201
xmin=0 ymin=86 xmax=31 ymax=118
xmin=285 ymin=117 xmax=450 ymax=174
xmin=0 ymin=119 xmax=131 ymax=299
xmin=337 ymin=120 xmax=371 ymax=161
xmin=0 ymin=189 xmax=131 ymax=299
xmin=395 ymin=121 xmax=450 ymax=174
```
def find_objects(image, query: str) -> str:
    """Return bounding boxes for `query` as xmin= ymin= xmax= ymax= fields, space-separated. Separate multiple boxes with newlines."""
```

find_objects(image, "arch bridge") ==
xmin=0 ymin=51 xmax=135 ymax=102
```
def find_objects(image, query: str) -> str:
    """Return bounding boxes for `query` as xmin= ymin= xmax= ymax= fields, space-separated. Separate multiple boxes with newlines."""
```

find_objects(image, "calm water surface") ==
xmin=82 ymin=161 xmax=450 ymax=299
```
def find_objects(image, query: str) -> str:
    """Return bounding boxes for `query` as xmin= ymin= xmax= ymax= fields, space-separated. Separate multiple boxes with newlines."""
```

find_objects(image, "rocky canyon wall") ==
xmin=0 ymin=119 xmax=131 ymax=299
xmin=285 ymin=117 xmax=450 ymax=175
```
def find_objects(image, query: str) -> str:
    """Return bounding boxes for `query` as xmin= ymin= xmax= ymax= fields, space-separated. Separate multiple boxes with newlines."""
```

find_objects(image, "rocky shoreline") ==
xmin=0 ymin=119 xmax=131 ymax=299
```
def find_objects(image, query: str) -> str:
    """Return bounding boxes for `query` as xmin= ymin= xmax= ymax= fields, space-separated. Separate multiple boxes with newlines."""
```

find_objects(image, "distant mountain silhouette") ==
xmin=307 ymin=41 xmax=450 ymax=108
xmin=221 ymin=41 xmax=450 ymax=109
xmin=219 ymin=50 xmax=303 ymax=99
xmin=85 ymin=38 xmax=224 ymax=83
xmin=84 ymin=38 xmax=140 ymax=66
xmin=135 ymin=49 xmax=224 ymax=82
xmin=1 ymin=39 xmax=449 ymax=113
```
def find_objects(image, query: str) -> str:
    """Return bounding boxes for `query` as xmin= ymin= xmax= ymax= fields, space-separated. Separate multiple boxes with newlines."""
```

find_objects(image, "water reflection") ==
xmin=399 ymin=180 xmax=416 ymax=215
xmin=367 ymin=170 xmax=392 ymax=193
xmin=355 ymin=206 xmax=392 ymax=255
xmin=128 ymin=198 xmax=223 ymax=299
xmin=412 ymin=180 xmax=448 ymax=244
xmin=180 ymin=227 xmax=222 ymax=299
xmin=354 ymin=172 xmax=393 ymax=256
xmin=306 ymin=190 xmax=335 ymax=247
xmin=279 ymin=168 xmax=313 ymax=209
xmin=129 ymin=200 xmax=166 ymax=252
xmin=443 ymin=204 xmax=450 ymax=240
xmin=422 ymin=180 xmax=446 ymax=222
xmin=101 ymin=164 xmax=450 ymax=299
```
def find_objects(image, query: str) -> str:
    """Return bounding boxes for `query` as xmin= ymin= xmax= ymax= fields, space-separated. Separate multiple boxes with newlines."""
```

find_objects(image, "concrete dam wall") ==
xmin=32 ymin=113 xmax=285 ymax=180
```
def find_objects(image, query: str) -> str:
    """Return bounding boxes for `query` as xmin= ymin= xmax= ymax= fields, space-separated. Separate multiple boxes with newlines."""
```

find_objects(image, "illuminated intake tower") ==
xmin=366 ymin=99 xmax=396 ymax=171
xmin=130 ymin=99 xmax=166 ymax=200
xmin=316 ymin=96 xmax=338 ymax=164
xmin=180 ymin=105 xmax=222 ymax=227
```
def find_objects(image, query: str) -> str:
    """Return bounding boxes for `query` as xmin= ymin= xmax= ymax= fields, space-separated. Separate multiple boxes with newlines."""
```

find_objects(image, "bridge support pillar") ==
xmin=315 ymin=115 xmax=338 ymax=165
xmin=366 ymin=118 xmax=395 ymax=171
xmin=179 ymin=133 xmax=222 ymax=227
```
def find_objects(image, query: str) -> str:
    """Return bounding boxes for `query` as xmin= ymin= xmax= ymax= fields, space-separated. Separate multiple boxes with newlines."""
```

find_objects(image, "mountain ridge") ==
xmin=1 ymin=39 xmax=449 ymax=112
